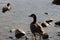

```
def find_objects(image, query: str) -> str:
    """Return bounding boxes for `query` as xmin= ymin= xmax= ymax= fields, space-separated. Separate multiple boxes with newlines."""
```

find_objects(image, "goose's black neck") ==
xmin=32 ymin=16 xmax=37 ymax=24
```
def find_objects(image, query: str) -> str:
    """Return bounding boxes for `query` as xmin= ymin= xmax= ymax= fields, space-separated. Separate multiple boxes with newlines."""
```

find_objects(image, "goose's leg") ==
xmin=34 ymin=34 xmax=37 ymax=40
xmin=39 ymin=35 xmax=41 ymax=40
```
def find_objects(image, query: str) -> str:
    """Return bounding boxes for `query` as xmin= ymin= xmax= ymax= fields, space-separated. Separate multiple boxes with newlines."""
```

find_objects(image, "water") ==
xmin=0 ymin=0 xmax=60 ymax=40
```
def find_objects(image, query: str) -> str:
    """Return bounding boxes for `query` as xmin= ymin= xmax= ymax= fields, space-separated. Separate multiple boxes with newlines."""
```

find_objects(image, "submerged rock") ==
xmin=9 ymin=36 xmax=13 ymax=39
xmin=44 ymin=12 xmax=48 ymax=15
xmin=52 ymin=0 xmax=60 ymax=5
xmin=15 ymin=29 xmax=25 ymax=39
xmin=55 ymin=21 xmax=60 ymax=26
xmin=57 ymin=32 xmax=60 ymax=36
xmin=10 ymin=29 xmax=28 ymax=40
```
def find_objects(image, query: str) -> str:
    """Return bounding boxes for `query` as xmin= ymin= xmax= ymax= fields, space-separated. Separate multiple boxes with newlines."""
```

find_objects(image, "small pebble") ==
xmin=58 ymin=32 xmax=60 ymax=36
xmin=9 ymin=36 xmax=13 ymax=39
xmin=44 ymin=12 xmax=48 ymax=15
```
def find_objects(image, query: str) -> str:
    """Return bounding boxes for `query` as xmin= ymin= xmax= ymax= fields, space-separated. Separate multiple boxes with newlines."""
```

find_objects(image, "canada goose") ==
xmin=29 ymin=14 xmax=49 ymax=40
xmin=10 ymin=29 xmax=28 ymax=40
xmin=2 ymin=3 xmax=11 ymax=13
xmin=41 ymin=19 xmax=53 ymax=27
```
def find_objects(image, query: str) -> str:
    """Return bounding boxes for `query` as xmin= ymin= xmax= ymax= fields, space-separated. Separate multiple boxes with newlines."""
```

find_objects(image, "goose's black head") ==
xmin=29 ymin=14 xmax=36 ymax=18
xmin=7 ymin=3 xmax=10 ymax=6
xmin=29 ymin=14 xmax=37 ymax=24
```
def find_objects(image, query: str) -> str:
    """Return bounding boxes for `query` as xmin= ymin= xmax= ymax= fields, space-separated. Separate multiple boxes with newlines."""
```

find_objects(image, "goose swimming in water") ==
xmin=29 ymin=14 xmax=49 ymax=40
xmin=41 ymin=19 xmax=53 ymax=27
xmin=2 ymin=3 xmax=11 ymax=13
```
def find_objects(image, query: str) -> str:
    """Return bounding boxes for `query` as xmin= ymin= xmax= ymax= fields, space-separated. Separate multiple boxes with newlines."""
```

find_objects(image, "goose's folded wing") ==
xmin=36 ymin=22 xmax=46 ymax=34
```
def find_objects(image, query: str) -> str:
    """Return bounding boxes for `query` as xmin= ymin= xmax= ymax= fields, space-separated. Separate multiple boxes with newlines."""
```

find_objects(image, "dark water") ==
xmin=0 ymin=0 xmax=60 ymax=40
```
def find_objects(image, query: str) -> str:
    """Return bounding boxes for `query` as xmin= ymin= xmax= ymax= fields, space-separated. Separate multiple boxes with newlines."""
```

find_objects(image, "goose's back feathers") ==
xmin=36 ymin=22 xmax=46 ymax=34
xmin=30 ymin=22 xmax=46 ymax=35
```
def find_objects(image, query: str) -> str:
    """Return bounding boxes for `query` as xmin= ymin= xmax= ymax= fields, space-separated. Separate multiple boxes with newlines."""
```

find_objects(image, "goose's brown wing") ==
xmin=30 ymin=23 xmax=43 ymax=35
xmin=36 ymin=22 xmax=46 ymax=34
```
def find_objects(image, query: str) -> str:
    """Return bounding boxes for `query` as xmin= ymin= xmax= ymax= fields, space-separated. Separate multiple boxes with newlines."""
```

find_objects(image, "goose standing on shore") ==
xmin=2 ymin=3 xmax=11 ymax=13
xmin=29 ymin=14 xmax=49 ymax=40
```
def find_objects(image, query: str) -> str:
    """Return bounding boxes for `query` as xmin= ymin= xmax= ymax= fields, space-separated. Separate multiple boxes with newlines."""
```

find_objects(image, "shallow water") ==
xmin=0 ymin=0 xmax=60 ymax=40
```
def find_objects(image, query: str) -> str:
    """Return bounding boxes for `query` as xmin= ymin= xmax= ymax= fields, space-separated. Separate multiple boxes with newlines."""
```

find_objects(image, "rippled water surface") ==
xmin=0 ymin=0 xmax=60 ymax=40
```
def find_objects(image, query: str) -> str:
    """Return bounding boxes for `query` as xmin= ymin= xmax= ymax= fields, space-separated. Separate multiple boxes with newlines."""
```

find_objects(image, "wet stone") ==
xmin=52 ymin=0 xmax=60 ymax=5
xmin=57 ymin=32 xmax=60 ymax=36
